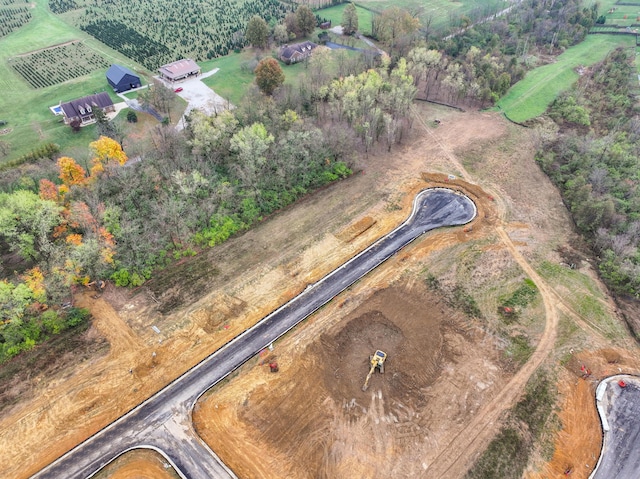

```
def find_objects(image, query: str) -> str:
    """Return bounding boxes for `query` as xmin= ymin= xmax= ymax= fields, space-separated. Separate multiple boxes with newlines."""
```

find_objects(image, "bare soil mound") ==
xmin=92 ymin=449 xmax=178 ymax=479
xmin=316 ymin=288 xmax=444 ymax=405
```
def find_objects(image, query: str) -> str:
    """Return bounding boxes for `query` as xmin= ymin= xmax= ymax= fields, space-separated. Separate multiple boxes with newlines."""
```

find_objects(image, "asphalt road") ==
xmin=591 ymin=375 xmax=640 ymax=479
xmin=31 ymin=188 xmax=476 ymax=479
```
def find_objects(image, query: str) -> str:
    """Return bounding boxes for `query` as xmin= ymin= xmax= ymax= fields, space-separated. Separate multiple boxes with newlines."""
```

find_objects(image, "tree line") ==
xmin=0 ymin=56 xmax=416 ymax=359
xmin=537 ymin=47 xmax=640 ymax=299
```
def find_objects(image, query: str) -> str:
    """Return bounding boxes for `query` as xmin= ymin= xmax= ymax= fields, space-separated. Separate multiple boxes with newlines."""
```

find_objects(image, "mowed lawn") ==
xmin=201 ymin=42 xmax=362 ymax=106
xmin=353 ymin=0 xmax=508 ymax=32
xmin=497 ymin=34 xmax=636 ymax=123
xmin=316 ymin=4 xmax=374 ymax=35
xmin=200 ymin=52 xmax=256 ymax=107
xmin=0 ymin=0 xmax=150 ymax=162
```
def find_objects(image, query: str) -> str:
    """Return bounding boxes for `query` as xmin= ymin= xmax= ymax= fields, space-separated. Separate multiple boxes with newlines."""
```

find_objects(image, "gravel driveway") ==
xmin=156 ymin=68 xmax=232 ymax=130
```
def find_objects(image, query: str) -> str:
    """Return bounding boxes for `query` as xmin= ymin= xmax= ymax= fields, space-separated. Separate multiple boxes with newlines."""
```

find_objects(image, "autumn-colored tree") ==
xmin=66 ymin=233 xmax=83 ymax=246
xmin=296 ymin=5 xmax=316 ymax=37
xmin=22 ymin=267 xmax=46 ymax=304
xmin=245 ymin=15 xmax=269 ymax=49
xmin=255 ymin=58 xmax=285 ymax=95
xmin=70 ymin=201 xmax=100 ymax=237
xmin=39 ymin=179 xmax=60 ymax=203
xmin=89 ymin=136 xmax=128 ymax=177
xmin=284 ymin=12 xmax=300 ymax=38
xmin=57 ymin=156 xmax=87 ymax=188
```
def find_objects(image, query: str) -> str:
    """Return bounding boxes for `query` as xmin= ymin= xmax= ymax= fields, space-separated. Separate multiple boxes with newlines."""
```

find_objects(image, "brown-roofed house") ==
xmin=60 ymin=92 xmax=115 ymax=127
xmin=279 ymin=41 xmax=318 ymax=65
xmin=158 ymin=59 xmax=201 ymax=82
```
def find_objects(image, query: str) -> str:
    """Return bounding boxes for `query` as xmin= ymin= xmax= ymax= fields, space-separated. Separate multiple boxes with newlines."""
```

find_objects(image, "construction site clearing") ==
xmin=194 ymin=284 xmax=511 ymax=478
xmin=2 ymin=106 xmax=640 ymax=479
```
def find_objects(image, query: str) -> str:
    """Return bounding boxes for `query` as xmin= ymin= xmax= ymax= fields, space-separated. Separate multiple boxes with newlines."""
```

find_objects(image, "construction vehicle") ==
xmin=362 ymin=350 xmax=387 ymax=392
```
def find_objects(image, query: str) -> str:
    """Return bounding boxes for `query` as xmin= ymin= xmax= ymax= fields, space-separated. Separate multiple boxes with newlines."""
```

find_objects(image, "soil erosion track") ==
xmin=32 ymin=188 xmax=476 ymax=479
xmin=424 ymin=226 xmax=560 ymax=477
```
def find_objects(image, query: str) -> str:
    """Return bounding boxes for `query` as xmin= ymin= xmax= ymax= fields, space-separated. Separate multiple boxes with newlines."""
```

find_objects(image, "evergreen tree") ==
xmin=341 ymin=3 xmax=358 ymax=36
xmin=246 ymin=15 xmax=269 ymax=49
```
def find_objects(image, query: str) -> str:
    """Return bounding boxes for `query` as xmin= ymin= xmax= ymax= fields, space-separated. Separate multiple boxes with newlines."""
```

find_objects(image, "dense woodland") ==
xmin=538 ymin=48 xmax=640 ymax=299
xmin=0 ymin=57 xmax=415 ymax=361
xmin=411 ymin=0 xmax=598 ymax=106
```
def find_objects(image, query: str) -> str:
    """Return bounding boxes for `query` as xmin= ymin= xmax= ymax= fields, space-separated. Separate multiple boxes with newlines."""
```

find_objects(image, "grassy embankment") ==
xmin=0 ymin=0 xmax=151 ymax=163
xmin=355 ymin=0 xmax=507 ymax=32
xmin=497 ymin=34 xmax=636 ymax=123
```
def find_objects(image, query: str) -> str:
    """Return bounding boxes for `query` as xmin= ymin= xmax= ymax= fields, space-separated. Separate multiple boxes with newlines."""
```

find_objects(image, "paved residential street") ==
xmin=31 ymin=188 xmax=475 ymax=479
xmin=591 ymin=375 xmax=640 ymax=479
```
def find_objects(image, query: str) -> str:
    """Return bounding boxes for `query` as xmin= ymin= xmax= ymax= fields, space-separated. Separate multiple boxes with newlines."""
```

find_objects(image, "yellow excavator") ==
xmin=362 ymin=350 xmax=387 ymax=392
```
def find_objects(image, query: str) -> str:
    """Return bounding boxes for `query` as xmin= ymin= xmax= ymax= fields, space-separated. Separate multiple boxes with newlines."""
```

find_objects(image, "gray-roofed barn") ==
xmin=106 ymin=64 xmax=141 ymax=93
xmin=158 ymin=59 xmax=201 ymax=82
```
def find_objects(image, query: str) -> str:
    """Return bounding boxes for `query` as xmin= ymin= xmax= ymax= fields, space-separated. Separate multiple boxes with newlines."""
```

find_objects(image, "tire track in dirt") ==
xmin=410 ymin=109 xmax=564 ymax=477
xmin=425 ymin=226 xmax=560 ymax=477
xmin=411 ymin=106 xmax=471 ymax=181
xmin=75 ymin=294 xmax=143 ymax=354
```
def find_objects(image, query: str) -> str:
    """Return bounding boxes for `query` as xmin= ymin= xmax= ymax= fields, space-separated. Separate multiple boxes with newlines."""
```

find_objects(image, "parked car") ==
xmin=174 ymin=87 xmax=183 ymax=93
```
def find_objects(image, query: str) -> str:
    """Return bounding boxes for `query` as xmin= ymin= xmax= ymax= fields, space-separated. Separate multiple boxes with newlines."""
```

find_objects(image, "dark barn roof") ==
xmin=106 ymin=64 xmax=141 ymax=92
xmin=60 ymin=92 xmax=114 ymax=119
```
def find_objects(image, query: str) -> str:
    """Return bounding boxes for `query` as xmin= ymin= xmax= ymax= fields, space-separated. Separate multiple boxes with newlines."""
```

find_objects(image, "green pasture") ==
xmin=604 ymin=5 xmax=640 ymax=26
xmin=316 ymin=3 xmax=374 ymax=35
xmin=200 ymin=52 xmax=257 ymax=107
xmin=497 ymin=34 xmax=636 ymax=123
xmin=0 ymin=0 xmax=151 ymax=163
xmin=352 ymin=0 xmax=507 ymax=33
xmin=202 ymin=45 xmax=362 ymax=106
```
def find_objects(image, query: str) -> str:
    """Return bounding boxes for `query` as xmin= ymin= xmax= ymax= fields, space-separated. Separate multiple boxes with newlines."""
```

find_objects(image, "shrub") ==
xmin=64 ymin=307 xmax=90 ymax=328
xmin=126 ymin=110 xmax=138 ymax=123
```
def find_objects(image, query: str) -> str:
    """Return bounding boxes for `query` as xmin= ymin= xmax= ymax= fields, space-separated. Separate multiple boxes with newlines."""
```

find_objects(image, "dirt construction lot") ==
xmin=195 ymin=284 xmax=508 ymax=478
xmin=1 ymin=103 xmax=639 ymax=479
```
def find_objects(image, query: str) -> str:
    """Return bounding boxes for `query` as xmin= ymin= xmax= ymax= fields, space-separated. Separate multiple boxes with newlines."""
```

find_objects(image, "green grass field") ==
xmin=497 ymin=34 xmax=636 ymax=123
xmin=0 ymin=0 xmax=151 ymax=163
xmin=316 ymin=3 xmax=374 ymax=35
xmin=315 ymin=0 xmax=507 ymax=36
xmin=353 ymin=0 xmax=507 ymax=32
xmin=200 ymin=52 xmax=257 ymax=107
xmin=201 ymin=45 xmax=362 ymax=106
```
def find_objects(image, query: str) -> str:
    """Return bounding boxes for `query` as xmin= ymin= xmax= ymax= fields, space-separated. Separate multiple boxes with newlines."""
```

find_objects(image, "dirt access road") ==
xmin=2 ymin=104 xmax=633 ymax=479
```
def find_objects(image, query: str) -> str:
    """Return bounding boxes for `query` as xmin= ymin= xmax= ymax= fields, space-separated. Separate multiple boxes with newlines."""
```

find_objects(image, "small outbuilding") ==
xmin=158 ymin=59 xmax=201 ymax=82
xmin=106 ymin=64 xmax=141 ymax=93
xmin=60 ymin=92 xmax=115 ymax=127
xmin=279 ymin=41 xmax=318 ymax=65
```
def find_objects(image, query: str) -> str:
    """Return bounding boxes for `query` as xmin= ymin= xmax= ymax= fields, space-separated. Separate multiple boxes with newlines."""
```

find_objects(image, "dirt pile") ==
xmin=316 ymin=289 xmax=444 ymax=405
